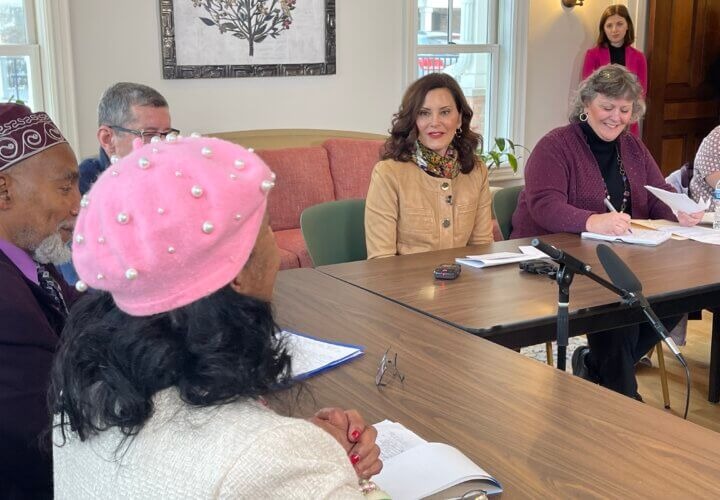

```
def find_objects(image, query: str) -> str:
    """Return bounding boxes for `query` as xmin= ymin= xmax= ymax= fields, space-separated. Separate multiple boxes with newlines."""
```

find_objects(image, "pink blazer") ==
xmin=581 ymin=45 xmax=647 ymax=136
xmin=582 ymin=45 xmax=647 ymax=92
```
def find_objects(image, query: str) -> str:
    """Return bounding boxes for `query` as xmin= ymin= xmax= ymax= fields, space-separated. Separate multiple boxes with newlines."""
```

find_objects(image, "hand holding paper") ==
xmin=645 ymin=185 xmax=710 ymax=213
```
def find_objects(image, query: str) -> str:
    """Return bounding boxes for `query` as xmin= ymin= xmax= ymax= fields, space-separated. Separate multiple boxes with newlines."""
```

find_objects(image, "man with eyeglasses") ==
xmin=59 ymin=83 xmax=178 ymax=285
xmin=78 ymin=82 xmax=178 ymax=195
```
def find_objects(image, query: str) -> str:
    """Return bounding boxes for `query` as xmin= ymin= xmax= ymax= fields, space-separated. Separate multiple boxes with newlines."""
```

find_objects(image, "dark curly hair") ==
xmin=382 ymin=73 xmax=482 ymax=174
xmin=49 ymin=285 xmax=292 ymax=443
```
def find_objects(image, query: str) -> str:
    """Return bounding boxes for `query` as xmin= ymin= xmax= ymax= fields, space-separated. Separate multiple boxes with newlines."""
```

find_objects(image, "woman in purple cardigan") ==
xmin=511 ymin=64 xmax=703 ymax=399
xmin=582 ymin=5 xmax=646 ymax=137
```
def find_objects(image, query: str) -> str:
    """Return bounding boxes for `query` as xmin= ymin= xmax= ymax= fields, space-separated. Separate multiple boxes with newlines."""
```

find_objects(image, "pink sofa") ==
xmin=257 ymin=138 xmax=385 ymax=269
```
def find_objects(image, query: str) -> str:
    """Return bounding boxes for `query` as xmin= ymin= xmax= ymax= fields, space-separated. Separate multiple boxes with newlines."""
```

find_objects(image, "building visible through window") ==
xmin=412 ymin=0 xmax=525 ymax=161
xmin=0 ymin=0 xmax=41 ymax=110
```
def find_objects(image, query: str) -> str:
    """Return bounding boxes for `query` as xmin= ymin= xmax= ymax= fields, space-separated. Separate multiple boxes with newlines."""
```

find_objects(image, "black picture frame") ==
xmin=159 ymin=0 xmax=336 ymax=79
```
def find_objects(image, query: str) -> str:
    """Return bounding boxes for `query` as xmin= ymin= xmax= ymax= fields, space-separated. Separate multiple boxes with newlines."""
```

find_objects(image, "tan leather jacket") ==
xmin=365 ymin=159 xmax=493 ymax=259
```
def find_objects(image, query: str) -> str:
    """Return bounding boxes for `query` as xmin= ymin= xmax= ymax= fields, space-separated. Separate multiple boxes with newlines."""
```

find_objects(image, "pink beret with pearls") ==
xmin=71 ymin=134 xmax=275 ymax=316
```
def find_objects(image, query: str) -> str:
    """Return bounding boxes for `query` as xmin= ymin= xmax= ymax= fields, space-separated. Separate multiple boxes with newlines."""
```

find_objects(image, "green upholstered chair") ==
xmin=492 ymin=185 xmax=558 ymax=365
xmin=492 ymin=185 xmax=523 ymax=241
xmin=300 ymin=199 xmax=367 ymax=267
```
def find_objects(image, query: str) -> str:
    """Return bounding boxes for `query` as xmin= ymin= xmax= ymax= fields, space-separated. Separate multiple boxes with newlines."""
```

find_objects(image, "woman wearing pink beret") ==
xmin=49 ymin=135 xmax=387 ymax=499
xmin=582 ymin=5 xmax=647 ymax=137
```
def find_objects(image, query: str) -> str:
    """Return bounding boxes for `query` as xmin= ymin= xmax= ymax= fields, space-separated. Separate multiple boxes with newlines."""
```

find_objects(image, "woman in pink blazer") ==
xmin=582 ymin=5 xmax=647 ymax=137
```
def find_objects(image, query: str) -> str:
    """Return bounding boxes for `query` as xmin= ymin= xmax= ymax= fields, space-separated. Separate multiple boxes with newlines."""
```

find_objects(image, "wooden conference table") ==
xmin=274 ymin=269 xmax=720 ymax=498
xmin=316 ymin=234 xmax=720 ymax=402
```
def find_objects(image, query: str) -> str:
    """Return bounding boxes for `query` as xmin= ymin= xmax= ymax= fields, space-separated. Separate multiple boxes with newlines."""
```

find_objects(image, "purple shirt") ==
xmin=511 ymin=123 xmax=676 ymax=238
xmin=0 ymin=238 xmax=38 ymax=284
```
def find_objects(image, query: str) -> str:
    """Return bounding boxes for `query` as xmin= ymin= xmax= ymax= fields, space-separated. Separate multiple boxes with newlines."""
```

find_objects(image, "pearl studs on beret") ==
xmin=71 ymin=134 xmax=275 ymax=316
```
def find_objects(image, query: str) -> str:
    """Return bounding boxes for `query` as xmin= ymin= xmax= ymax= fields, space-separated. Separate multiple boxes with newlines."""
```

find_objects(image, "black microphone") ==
xmin=596 ymin=244 xmax=684 ymax=362
xmin=531 ymin=239 xmax=592 ymax=274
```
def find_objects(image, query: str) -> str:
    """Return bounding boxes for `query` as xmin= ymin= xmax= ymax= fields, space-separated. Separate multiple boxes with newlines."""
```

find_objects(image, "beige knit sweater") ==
xmin=53 ymin=388 xmax=362 ymax=499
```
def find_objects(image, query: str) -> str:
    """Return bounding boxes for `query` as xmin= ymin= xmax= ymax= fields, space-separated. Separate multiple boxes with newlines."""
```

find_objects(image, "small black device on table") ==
xmin=434 ymin=263 xmax=461 ymax=280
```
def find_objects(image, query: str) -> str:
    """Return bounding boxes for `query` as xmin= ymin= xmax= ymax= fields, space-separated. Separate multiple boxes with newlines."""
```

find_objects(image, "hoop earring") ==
xmin=579 ymin=112 xmax=588 ymax=122
xmin=455 ymin=127 xmax=462 ymax=137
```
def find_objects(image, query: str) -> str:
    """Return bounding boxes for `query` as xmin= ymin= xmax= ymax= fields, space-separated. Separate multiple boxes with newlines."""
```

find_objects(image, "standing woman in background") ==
xmin=582 ymin=4 xmax=647 ymax=137
xmin=365 ymin=73 xmax=494 ymax=259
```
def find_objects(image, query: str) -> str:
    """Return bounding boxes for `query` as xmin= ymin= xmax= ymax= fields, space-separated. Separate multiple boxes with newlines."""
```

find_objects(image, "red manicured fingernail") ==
xmin=350 ymin=453 xmax=360 ymax=465
xmin=351 ymin=430 xmax=360 ymax=440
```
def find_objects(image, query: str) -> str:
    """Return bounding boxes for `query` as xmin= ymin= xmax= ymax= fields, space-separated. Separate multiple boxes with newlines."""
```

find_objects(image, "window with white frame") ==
xmin=409 ymin=0 xmax=526 ymax=171
xmin=0 ymin=0 xmax=42 ymax=110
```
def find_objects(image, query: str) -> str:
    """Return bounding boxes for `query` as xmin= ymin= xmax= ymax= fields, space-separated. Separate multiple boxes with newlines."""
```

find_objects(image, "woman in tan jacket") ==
xmin=365 ymin=73 xmax=493 ymax=258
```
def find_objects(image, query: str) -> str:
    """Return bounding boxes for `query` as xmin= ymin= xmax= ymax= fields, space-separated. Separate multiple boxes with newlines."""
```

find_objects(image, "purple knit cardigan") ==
xmin=511 ymin=123 xmax=676 ymax=238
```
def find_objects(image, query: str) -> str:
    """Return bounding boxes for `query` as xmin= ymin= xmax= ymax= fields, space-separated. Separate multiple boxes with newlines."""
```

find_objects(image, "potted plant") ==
xmin=478 ymin=137 xmax=528 ymax=173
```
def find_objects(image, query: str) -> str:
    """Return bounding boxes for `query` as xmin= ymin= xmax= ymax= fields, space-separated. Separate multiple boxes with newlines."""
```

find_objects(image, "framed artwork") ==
xmin=159 ymin=0 xmax=336 ymax=79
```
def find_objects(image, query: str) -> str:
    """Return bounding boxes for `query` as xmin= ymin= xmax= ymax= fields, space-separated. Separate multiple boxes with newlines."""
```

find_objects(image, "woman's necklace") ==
xmin=603 ymin=144 xmax=630 ymax=213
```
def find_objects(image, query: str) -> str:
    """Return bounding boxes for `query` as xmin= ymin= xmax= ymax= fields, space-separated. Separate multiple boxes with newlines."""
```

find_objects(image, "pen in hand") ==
xmin=603 ymin=197 xmax=633 ymax=234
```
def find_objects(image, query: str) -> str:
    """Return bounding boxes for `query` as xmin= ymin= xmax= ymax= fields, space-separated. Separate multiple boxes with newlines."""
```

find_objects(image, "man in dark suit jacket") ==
xmin=0 ymin=103 xmax=80 ymax=499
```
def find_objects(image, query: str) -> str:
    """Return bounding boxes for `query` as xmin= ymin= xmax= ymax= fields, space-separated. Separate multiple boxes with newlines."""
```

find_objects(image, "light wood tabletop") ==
xmin=317 ymin=234 xmax=720 ymax=401
xmin=273 ymin=268 xmax=720 ymax=498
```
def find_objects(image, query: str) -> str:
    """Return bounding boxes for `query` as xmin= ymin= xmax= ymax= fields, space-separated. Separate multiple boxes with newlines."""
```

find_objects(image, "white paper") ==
xmin=372 ymin=421 xmax=503 ymax=500
xmin=656 ymin=224 xmax=720 ymax=245
xmin=580 ymin=228 xmax=672 ymax=246
xmin=373 ymin=420 xmax=427 ymax=461
xmin=645 ymin=185 xmax=710 ymax=213
xmin=278 ymin=331 xmax=362 ymax=379
xmin=456 ymin=246 xmax=549 ymax=268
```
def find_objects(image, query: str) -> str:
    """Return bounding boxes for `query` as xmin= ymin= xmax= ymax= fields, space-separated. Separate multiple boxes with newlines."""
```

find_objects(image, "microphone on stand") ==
xmin=596 ymin=243 xmax=690 ymax=418
xmin=531 ymin=239 xmax=592 ymax=275
xmin=595 ymin=244 xmax=685 ymax=365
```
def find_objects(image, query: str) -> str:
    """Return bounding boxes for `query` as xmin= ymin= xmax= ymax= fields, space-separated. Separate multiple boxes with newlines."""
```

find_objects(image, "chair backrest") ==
xmin=492 ymin=185 xmax=523 ymax=240
xmin=300 ymin=199 xmax=367 ymax=266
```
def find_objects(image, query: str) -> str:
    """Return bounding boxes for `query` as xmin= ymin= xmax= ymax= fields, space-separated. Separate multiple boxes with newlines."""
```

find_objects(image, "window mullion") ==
xmin=415 ymin=44 xmax=498 ymax=56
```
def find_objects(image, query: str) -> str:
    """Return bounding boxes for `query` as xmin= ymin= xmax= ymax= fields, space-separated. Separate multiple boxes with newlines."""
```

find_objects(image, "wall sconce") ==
xmin=562 ymin=0 xmax=584 ymax=7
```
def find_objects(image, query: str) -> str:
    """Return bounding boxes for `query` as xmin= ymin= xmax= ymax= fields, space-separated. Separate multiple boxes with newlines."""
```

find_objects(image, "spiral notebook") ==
xmin=580 ymin=228 xmax=672 ymax=246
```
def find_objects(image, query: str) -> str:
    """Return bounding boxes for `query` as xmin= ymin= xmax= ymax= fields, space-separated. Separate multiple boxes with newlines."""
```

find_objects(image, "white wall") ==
xmin=69 ymin=0 xmax=404 ymax=158
xmin=68 ymin=0 xmax=644 ymax=160
xmin=523 ymin=0 xmax=640 ymax=151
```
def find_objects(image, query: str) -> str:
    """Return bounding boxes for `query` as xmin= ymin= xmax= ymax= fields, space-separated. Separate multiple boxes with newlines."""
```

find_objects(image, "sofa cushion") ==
xmin=278 ymin=246 xmax=300 ymax=270
xmin=274 ymin=228 xmax=313 ymax=268
xmin=257 ymin=147 xmax=335 ymax=232
xmin=323 ymin=138 xmax=384 ymax=199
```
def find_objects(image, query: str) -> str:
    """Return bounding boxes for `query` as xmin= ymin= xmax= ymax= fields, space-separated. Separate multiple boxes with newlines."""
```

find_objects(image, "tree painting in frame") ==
xmin=159 ymin=0 xmax=336 ymax=79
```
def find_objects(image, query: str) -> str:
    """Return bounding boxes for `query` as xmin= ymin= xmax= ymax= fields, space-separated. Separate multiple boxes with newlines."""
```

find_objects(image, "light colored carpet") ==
xmin=520 ymin=317 xmax=688 ymax=372
xmin=520 ymin=337 xmax=587 ymax=373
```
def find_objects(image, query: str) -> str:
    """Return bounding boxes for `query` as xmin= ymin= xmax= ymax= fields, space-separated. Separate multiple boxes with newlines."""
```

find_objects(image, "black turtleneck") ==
xmin=609 ymin=44 xmax=626 ymax=66
xmin=580 ymin=121 xmax=631 ymax=215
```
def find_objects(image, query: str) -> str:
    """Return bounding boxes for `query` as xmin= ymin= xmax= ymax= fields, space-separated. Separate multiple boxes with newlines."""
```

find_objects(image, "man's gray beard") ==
xmin=33 ymin=233 xmax=72 ymax=265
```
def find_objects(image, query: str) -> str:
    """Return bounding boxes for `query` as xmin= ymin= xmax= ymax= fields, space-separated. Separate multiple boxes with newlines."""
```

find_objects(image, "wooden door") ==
xmin=644 ymin=0 xmax=720 ymax=175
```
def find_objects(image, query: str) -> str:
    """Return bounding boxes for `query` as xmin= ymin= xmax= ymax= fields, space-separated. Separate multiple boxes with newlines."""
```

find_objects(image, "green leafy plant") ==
xmin=477 ymin=137 xmax=527 ymax=173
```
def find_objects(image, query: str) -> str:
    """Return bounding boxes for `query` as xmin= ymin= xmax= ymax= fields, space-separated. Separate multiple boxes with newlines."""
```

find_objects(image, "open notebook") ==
xmin=373 ymin=420 xmax=502 ymax=499
xmin=581 ymin=228 xmax=672 ymax=246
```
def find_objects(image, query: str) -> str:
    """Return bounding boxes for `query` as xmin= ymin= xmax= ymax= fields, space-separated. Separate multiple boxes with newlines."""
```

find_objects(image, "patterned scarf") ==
xmin=412 ymin=141 xmax=460 ymax=179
